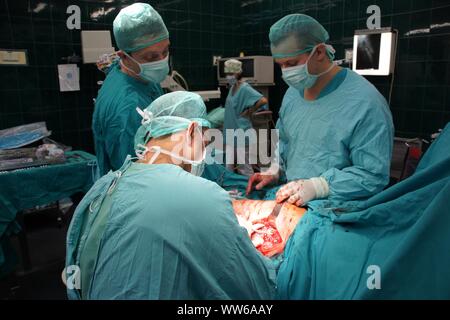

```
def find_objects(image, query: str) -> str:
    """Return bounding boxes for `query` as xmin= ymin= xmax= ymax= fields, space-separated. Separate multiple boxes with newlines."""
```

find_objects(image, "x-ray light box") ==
xmin=352 ymin=28 xmax=397 ymax=76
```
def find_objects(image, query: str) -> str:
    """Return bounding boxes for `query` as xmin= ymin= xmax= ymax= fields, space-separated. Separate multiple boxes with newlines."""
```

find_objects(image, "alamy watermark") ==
xmin=66 ymin=5 xmax=81 ymax=30
xmin=366 ymin=5 xmax=381 ymax=30
xmin=64 ymin=265 xmax=81 ymax=290
xmin=204 ymin=128 xmax=279 ymax=167
xmin=367 ymin=265 xmax=381 ymax=290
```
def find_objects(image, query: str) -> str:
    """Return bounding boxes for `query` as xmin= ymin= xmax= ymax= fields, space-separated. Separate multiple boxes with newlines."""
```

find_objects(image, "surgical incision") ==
xmin=232 ymin=200 xmax=306 ymax=257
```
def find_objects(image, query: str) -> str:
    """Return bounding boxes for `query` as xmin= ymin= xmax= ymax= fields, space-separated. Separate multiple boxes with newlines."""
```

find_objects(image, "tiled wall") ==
xmin=240 ymin=0 xmax=450 ymax=139
xmin=0 ymin=0 xmax=245 ymax=153
xmin=1 ymin=0 xmax=98 ymax=152
xmin=1 ymin=0 xmax=449 ymax=154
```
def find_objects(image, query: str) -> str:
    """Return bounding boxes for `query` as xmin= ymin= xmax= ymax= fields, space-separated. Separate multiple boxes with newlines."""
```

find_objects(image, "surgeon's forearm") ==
xmin=321 ymin=166 xmax=389 ymax=200
xmin=243 ymin=98 xmax=268 ymax=116
xmin=250 ymin=97 xmax=268 ymax=113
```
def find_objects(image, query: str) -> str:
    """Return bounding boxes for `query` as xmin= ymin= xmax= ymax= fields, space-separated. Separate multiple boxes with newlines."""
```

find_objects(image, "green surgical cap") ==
xmin=113 ymin=3 xmax=169 ymax=53
xmin=134 ymin=91 xmax=211 ymax=152
xmin=269 ymin=14 xmax=334 ymax=60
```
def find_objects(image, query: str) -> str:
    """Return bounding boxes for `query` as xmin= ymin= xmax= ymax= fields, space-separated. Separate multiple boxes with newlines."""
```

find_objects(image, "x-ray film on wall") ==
xmin=356 ymin=34 xmax=381 ymax=70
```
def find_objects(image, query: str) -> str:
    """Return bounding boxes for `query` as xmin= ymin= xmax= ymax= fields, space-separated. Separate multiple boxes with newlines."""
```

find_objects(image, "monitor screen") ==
xmin=241 ymin=59 xmax=255 ymax=78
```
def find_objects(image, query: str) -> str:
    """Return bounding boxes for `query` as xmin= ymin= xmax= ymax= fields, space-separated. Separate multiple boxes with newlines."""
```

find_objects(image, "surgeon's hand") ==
xmin=246 ymin=173 xmax=279 ymax=196
xmin=276 ymin=178 xmax=330 ymax=207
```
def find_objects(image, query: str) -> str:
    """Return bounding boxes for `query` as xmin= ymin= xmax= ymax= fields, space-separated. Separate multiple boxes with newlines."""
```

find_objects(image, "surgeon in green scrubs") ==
xmin=223 ymin=59 xmax=269 ymax=176
xmin=93 ymin=3 xmax=169 ymax=176
xmin=247 ymin=14 xmax=394 ymax=207
xmin=66 ymin=92 xmax=276 ymax=300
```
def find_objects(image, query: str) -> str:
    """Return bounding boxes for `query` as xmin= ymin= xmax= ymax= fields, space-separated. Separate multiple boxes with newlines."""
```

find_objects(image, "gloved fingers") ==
xmin=290 ymin=180 xmax=304 ymax=192
xmin=276 ymin=180 xmax=304 ymax=201
xmin=285 ymin=192 xmax=306 ymax=207
xmin=287 ymin=193 xmax=300 ymax=205
xmin=278 ymin=181 xmax=297 ymax=194
xmin=295 ymin=198 xmax=305 ymax=207
xmin=275 ymin=188 xmax=290 ymax=203
xmin=276 ymin=184 xmax=295 ymax=203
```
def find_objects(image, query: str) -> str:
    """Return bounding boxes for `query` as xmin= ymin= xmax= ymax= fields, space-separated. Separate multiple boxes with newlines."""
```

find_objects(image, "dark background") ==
xmin=1 ymin=0 xmax=449 ymax=154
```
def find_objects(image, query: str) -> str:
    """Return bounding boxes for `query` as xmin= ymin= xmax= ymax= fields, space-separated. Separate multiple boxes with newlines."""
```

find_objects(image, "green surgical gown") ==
xmin=277 ymin=69 xmax=394 ymax=201
xmin=276 ymin=123 xmax=450 ymax=300
xmin=224 ymin=82 xmax=266 ymax=132
xmin=66 ymin=161 xmax=276 ymax=300
xmin=93 ymin=63 xmax=163 ymax=176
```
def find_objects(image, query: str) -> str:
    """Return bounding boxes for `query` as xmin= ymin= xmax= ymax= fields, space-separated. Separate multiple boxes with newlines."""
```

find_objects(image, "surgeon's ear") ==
xmin=315 ymin=44 xmax=327 ymax=62
xmin=186 ymin=122 xmax=198 ymax=146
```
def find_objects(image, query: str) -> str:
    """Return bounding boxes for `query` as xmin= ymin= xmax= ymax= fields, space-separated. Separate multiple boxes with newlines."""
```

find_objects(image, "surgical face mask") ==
xmin=122 ymin=53 xmax=169 ymax=83
xmin=184 ymin=127 xmax=207 ymax=176
xmin=281 ymin=45 xmax=335 ymax=92
xmin=190 ymin=160 xmax=206 ymax=177
xmin=137 ymin=127 xmax=206 ymax=177
xmin=226 ymin=75 xmax=237 ymax=86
